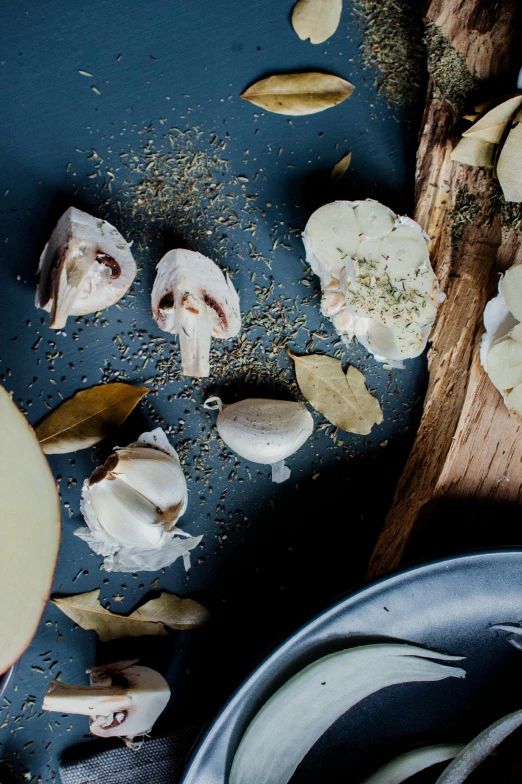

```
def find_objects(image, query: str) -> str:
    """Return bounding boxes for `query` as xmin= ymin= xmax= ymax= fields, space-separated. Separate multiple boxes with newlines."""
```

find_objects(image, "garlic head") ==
xmin=36 ymin=207 xmax=137 ymax=329
xmin=204 ymin=397 xmax=313 ymax=483
xmin=76 ymin=428 xmax=202 ymax=572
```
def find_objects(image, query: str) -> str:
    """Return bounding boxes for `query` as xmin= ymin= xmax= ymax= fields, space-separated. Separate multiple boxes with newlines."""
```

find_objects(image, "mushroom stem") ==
xmin=43 ymin=681 xmax=129 ymax=716
xmin=49 ymin=251 xmax=98 ymax=329
xmin=178 ymin=318 xmax=212 ymax=377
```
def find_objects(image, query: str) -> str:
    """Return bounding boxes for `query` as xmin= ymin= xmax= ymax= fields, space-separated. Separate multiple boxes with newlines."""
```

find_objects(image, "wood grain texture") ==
xmin=367 ymin=0 xmax=522 ymax=579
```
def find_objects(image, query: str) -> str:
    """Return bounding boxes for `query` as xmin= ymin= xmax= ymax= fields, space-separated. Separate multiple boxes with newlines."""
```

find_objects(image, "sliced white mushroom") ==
xmin=481 ymin=264 xmax=522 ymax=423
xmin=151 ymin=249 xmax=241 ymax=377
xmin=204 ymin=396 xmax=313 ymax=483
xmin=36 ymin=207 xmax=137 ymax=329
xmin=43 ymin=660 xmax=170 ymax=747
xmin=302 ymin=200 xmax=441 ymax=364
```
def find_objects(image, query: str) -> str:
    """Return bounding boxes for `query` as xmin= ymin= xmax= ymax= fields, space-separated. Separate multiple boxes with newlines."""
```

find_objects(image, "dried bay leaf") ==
xmin=36 ymin=382 xmax=149 ymax=454
xmin=450 ymin=135 xmax=496 ymax=169
xmin=291 ymin=0 xmax=343 ymax=45
xmin=497 ymin=120 xmax=522 ymax=202
xmin=330 ymin=151 xmax=351 ymax=184
xmin=52 ymin=589 xmax=210 ymax=641
xmin=462 ymin=95 xmax=522 ymax=144
xmin=241 ymin=72 xmax=354 ymax=116
xmin=289 ymin=352 xmax=382 ymax=435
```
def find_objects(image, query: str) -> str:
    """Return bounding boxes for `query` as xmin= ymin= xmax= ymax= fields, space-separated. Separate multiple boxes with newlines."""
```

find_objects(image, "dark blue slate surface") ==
xmin=0 ymin=1 xmax=429 ymax=781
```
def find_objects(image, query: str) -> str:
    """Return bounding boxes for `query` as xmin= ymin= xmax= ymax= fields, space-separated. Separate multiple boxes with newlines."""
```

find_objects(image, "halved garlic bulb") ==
xmin=481 ymin=264 xmax=522 ymax=423
xmin=76 ymin=428 xmax=202 ymax=572
xmin=302 ymin=200 xmax=443 ymax=366
xmin=204 ymin=397 xmax=313 ymax=483
xmin=36 ymin=207 xmax=137 ymax=328
xmin=151 ymin=249 xmax=241 ymax=377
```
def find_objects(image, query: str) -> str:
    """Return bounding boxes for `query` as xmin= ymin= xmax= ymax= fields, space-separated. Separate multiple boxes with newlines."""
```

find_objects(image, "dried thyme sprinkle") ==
xmin=424 ymin=21 xmax=479 ymax=109
xmin=451 ymin=186 xmax=479 ymax=248
xmin=352 ymin=0 xmax=425 ymax=107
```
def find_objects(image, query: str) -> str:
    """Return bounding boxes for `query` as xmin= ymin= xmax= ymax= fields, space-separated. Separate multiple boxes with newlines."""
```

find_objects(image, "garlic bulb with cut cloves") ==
xmin=204 ymin=397 xmax=313 ymax=483
xmin=76 ymin=428 xmax=201 ymax=572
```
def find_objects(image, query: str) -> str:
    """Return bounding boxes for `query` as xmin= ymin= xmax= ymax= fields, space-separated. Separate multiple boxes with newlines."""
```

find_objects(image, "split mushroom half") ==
xmin=36 ymin=206 xmax=137 ymax=329
xmin=481 ymin=262 xmax=522 ymax=423
xmin=43 ymin=659 xmax=170 ymax=747
xmin=302 ymin=199 xmax=443 ymax=367
xmin=151 ymin=249 xmax=241 ymax=377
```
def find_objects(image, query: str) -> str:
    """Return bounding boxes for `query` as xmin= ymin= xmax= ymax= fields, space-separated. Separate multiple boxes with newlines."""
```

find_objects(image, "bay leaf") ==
xmin=52 ymin=589 xmax=210 ymax=641
xmin=36 ymin=382 xmax=149 ymax=454
xmin=289 ymin=352 xmax=382 ymax=435
xmin=291 ymin=0 xmax=343 ymax=45
xmin=330 ymin=151 xmax=352 ymax=184
xmin=497 ymin=121 xmax=522 ymax=202
xmin=450 ymin=135 xmax=496 ymax=169
xmin=462 ymin=95 xmax=522 ymax=144
xmin=241 ymin=72 xmax=354 ymax=116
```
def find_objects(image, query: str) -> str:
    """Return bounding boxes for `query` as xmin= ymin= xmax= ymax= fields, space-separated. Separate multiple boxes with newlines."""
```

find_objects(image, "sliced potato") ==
xmin=355 ymin=201 xmax=394 ymax=239
xmin=304 ymin=203 xmax=360 ymax=279
xmin=502 ymin=264 xmax=522 ymax=322
xmin=486 ymin=337 xmax=522 ymax=391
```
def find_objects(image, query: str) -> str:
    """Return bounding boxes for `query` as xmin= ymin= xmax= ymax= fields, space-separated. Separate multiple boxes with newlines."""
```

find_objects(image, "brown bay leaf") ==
xmin=462 ymin=95 xmax=522 ymax=144
xmin=497 ymin=120 xmax=522 ymax=203
xmin=450 ymin=135 xmax=496 ymax=169
xmin=291 ymin=0 xmax=343 ymax=45
xmin=289 ymin=352 xmax=382 ymax=435
xmin=241 ymin=72 xmax=354 ymax=116
xmin=52 ymin=589 xmax=210 ymax=641
xmin=330 ymin=151 xmax=351 ymax=184
xmin=36 ymin=382 xmax=149 ymax=454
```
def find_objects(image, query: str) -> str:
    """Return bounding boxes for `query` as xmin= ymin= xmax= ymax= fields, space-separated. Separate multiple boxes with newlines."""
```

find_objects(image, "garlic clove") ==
xmin=303 ymin=200 xmax=441 ymax=364
xmin=510 ymin=323 xmax=522 ymax=344
xmin=303 ymin=202 xmax=360 ymax=281
xmin=151 ymin=249 xmax=241 ymax=377
xmin=502 ymin=264 xmax=522 ymax=323
xmin=36 ymin=207 xmax=136 ymax=329
xmin=204 ymin=396 xmax=313 ymax=482
xmin=484 ymin=337 xmax=522 ymax=391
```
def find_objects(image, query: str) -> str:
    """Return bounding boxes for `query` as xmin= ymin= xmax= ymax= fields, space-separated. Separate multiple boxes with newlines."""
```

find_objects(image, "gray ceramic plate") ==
xmin=181 ymin=549 xmax=522 ymax=783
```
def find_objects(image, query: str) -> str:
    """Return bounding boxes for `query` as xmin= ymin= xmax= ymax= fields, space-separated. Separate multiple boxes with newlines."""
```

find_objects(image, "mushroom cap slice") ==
xmin=36 ymin=207 xmax=137 ymax=329
xmin=302 ymin=200 xmax=441 ymax=364
xmin=151 ymin=249 xmax=241 ymax=377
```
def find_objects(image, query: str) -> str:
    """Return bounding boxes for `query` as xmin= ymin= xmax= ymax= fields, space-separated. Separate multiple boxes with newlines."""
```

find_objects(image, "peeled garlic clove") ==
xmin=303 ymin=202 xmax=360 ymax=282
xmin=501 ymin=264 xmax=522 ymax=323
xmin=76 ymin=428 xmax=199 ymax=573
xmin=302 ymin=200 xmax=441 ymax=364
xmin=485 ymin=337 xmax=522 ymax=391
xmin=36 ymin=207 xmax=136 ymax=329
xmin=204 ymin=396 xmax=313 ymax=483
xmin=151 ymin=249 xmax=241 ymax=377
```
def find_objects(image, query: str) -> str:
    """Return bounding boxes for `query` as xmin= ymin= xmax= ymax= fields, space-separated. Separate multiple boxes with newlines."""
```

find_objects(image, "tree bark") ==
xmin=367 ymin=0 xmax=522 ymax=579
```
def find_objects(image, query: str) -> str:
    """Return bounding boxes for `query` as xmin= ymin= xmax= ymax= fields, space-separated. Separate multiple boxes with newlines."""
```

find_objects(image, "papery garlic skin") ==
xmin=76 ymin=428 xmax=202 ymax=572
xmin=480 ymin=266 xmax=522 ymax=424
xmin=204 ymin=397 xmax=313 ymax=483
xmin=43 ymin=660 xmax=170 ymax=748
xmin=36 ymin=207 xmax=137 ymax=329
xmin=151 ymin=249 xmax=241 ymax=377
xmin=302 ymin=200 xmax=443 ymax=367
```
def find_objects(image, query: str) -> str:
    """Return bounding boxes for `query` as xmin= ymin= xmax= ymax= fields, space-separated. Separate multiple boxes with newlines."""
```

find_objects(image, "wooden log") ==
xmin=367 ymin=0 xmax=522 ymax=579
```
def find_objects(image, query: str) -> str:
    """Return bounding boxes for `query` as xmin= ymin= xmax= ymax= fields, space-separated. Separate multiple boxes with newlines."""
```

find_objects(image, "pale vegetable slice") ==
xmin=330 ymin=151 xmax=351 ymax=184
xmin=462 ymin=95 xmax=522 ymax=144
xmin=0 ymin=386 xmax=61 ymax=674
xmin=501 ymin=264 xmax=522 ymax=322
xmin=291 ymin=0 xmax=343 ymax=44
xmin=290 ymin=352 xmax=382 ymax=435
xmin=361 ymin=744 xmax=464 ymax=784
xmin=229 ymin=644 xmax=466 ymax=784
xmin=496 ymin=121 xmax=522 ymax=202
xmin=35 ymin=382 xmax=149 ymax=454
xmin=355 ymin=200 xmax=395 ymax=239
xmin=382 ymin=224 xmax=429 ymax=274
xmin=435 ymin=708 xmax=522 ymax=784
xmin=52 ymin=589 xmax=209 ymax=641
xmin=483 ymin=337 xmax=522 ymax=391
xmin=240 ymin=73 xmax=354 ymax=116
xmin=303 ymin=202 xmax=360 ymax=280
xmin=450 ymin=136 xmax=496 ymax=169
